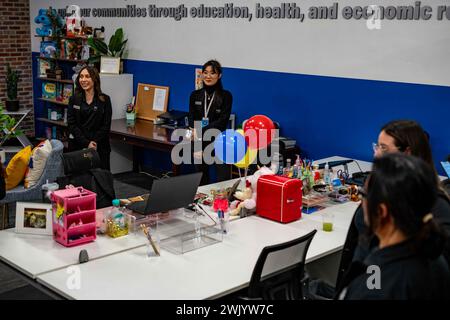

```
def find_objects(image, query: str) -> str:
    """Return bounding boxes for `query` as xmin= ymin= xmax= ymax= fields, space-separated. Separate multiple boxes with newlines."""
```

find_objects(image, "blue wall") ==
xmin=32 ymin=54 xmax=450 ymax=175
xmin=124 ymin=58 xmax=450 ymax=175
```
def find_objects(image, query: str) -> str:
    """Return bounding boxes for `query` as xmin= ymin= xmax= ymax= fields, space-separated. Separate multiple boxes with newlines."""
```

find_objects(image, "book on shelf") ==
xmin=40 ymin=41 xmax=57 ymax=58
xmin=62 ymin=84 xmax=73 ymax=104
xmin=42 ymin=82 xmax=57 ymax=99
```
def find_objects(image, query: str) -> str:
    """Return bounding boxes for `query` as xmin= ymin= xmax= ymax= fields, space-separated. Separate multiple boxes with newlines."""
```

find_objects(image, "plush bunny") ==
xmin=229 ymin=166 xmax=274 ymax=216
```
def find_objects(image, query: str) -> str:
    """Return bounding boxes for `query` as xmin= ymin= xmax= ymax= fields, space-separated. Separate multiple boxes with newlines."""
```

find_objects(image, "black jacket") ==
xmin=188 ymin=87 xmax=232 ymax=133
xmin=339 ymin=240 xmax=450 ymax=300
xmin=67 ymin=93 xmax=112 ymax=152
xmin=336 ymin=190 xmax=450 ymax=291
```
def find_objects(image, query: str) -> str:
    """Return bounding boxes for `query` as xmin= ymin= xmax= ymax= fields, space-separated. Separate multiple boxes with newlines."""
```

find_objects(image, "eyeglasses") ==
xmin=372 ymin=142 xmax=384 ymax=153
xmin=372 ymin=142 xmax=400 ymax=154
xmin=202 ymin=72 xmax=219 ymax=77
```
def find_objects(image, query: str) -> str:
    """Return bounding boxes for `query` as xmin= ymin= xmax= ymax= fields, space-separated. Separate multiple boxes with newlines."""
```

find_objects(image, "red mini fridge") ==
xmin=256 ymin=175 xmax=302 ymax=223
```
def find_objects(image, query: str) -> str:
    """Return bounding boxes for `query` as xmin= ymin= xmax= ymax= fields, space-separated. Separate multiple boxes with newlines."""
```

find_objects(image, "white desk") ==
xmin=1 ymin=156 xmax=369 ymax=299
xmin=37 ymin=216 xmax=320 ymax=300
xmin=0 ymin=230 xmax=147 ymax=279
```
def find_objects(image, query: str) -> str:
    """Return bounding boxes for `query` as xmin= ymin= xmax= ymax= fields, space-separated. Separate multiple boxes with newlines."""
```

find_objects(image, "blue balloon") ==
xmin=214 ymin=130 xmax=247 ymax=164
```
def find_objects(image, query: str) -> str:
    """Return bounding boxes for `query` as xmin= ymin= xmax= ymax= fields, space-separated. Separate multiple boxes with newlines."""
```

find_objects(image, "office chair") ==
xmin=243 ymin=229 xmax=317 ymax=300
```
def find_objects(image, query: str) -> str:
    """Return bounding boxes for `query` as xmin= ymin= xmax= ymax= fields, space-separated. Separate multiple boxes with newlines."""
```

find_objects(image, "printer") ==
xmin=155 ymin=110 xmax=189 ymax=129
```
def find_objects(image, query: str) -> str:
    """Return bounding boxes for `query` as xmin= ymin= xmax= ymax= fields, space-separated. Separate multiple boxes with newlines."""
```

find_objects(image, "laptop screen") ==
xmin=441 ymin=161 xmax=450 ymax=178
xmin=143 ymin=172 xmax=202 ymax=214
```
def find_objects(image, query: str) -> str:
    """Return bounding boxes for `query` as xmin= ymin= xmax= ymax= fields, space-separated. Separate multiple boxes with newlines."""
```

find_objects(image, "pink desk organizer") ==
xmin=51 ymin=187 xmax=97 ymax=247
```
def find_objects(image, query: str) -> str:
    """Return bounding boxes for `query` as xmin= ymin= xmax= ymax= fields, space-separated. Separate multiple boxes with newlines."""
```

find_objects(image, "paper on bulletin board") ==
xmin=153 ymin=88 xmax=166 ymax=111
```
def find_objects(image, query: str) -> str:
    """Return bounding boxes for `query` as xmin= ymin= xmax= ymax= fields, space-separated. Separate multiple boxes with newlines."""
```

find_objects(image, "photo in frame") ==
xmin=15 ymin=202 xmax=52 ymax=235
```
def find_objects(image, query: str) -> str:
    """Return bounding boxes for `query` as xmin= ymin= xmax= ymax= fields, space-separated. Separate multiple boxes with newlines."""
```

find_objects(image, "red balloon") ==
xmin=243 ymin=115 xmax=275 ymax=150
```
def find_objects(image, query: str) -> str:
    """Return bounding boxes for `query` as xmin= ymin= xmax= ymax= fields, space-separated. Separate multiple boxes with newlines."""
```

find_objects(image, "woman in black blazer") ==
xmin=67 ymin=66 xmax=112 ymax=170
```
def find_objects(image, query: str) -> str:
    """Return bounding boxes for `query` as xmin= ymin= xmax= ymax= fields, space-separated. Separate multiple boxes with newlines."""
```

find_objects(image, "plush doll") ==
xmin=35 ymin=9 xmax=53 ymax=37
xmin=35 ymin=8 xmax=64 ymax=37
xmin=229 ymin=166 xmax=275 ymax=216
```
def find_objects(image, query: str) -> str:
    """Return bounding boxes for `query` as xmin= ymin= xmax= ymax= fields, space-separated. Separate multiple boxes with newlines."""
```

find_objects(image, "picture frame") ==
xmin=15 ymin=202 xmax=53 ymax=236
xmin=100 ymin=56 xmax=121 ymax=74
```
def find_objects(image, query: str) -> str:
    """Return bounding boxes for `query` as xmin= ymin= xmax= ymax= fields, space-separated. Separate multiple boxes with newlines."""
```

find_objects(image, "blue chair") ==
xmin=0 ymin=140 xmax=64 ymax=229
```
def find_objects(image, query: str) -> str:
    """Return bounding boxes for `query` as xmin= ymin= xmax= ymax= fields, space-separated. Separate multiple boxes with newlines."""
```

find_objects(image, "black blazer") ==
xmin=188 ymin=88 xmax=232 ymax=133
xmin=67 ymin=93 xmax=112 ymax=152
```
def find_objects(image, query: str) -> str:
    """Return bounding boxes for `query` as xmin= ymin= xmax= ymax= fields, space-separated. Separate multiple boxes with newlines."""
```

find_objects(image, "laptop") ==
xmin=441 ymin=161 xmax=450 ymax=178
xmin=126 ymin=172 xmax=202 ymax=215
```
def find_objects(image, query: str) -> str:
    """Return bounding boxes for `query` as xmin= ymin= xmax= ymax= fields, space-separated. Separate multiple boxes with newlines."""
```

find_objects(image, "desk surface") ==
xmin=110 ymin=118 xmax=178 ymax=146
xmin=0 ymin=229 xmax=148 ymax=279
xmin=1 ymin=156 xmax=371 ymax=299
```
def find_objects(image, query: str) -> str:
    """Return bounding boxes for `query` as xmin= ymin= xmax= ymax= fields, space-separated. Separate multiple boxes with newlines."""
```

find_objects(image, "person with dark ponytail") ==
xmin=67 ymin=66 xmax=112 ymax=170
xmin=339 ymin=154 xmax=450 ymax=299
xmin=188 ymin=60 xmax=232 ymax=185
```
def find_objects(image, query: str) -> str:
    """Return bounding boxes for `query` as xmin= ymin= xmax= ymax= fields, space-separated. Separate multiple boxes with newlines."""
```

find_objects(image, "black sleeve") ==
xmin=188 ymin=91 xmax=196 ymax=128
xmin=203 ymin=91 xmax=232 ymax=133
xmin=93 ymin=95 xmax=112 ymax=143
xmin=67 ymin=96 xmax=90 ymax=148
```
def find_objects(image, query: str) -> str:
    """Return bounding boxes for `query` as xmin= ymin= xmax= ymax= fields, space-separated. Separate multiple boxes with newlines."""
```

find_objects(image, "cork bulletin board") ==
xmin=135 ymin=83 xmax=170 ymax=121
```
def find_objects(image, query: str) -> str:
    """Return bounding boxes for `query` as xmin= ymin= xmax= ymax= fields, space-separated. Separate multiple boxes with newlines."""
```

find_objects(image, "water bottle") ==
xmin=324 ymin=162 xmax=331 ymax=185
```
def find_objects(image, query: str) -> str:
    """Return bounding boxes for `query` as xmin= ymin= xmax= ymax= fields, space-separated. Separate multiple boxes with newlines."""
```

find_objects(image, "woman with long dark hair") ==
xmin=340 ymin=154 xmax=450 ymax=299
xmin=67 ymin=66 xmax=112 ymax=170
xmin=188 ymin=60 xmax=232 ymax=185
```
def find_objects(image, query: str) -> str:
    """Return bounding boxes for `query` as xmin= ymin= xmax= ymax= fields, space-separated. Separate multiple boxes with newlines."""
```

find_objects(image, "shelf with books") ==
xmin=37 ymin=77 xmax=74 ymax=84
xmin=38 ymin=56 xmax=88 ymax=63
xmin=35 ymin=35 xmax=103 ymax=40
xmin=37 ymin=97 xmax=69 ymax=106
xmin=36 ymin=118 xmax=67 ymax=127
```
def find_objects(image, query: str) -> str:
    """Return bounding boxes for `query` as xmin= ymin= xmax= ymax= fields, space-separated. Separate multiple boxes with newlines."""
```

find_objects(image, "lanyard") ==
xmin=204 ymin=91 xmax=215 ymax=118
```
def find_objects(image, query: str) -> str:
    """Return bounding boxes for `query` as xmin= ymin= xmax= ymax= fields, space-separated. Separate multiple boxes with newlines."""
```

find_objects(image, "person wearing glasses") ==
xmin=339 ymin=154 xmax=450 ymax=299
xmin=188 ymin=60 xmax=232 ymax=185
xmin=306 ymin=120 xmax=450 ymax=300
xmin=335 ymin=120 xmax=450 ymax=292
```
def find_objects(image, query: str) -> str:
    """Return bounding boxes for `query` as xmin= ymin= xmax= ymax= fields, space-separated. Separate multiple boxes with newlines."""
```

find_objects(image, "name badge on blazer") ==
xmin=73 ymin=105 xmax=81 ymax=110
xmin=215 ymin=109 xmax=221 ymax=113
xmin=195 ymin=101 xmax=202 ymax=106
xmin=93 ymin=106 xmax=98 ymax=111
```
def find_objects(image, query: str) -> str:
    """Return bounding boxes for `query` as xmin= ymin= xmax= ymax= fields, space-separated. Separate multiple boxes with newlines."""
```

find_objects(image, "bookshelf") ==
xmin=37 ymin=97 xmax=69 ymax=106
xmin=37 ymin=77 xmax=74 ymax=84
xmin=36 ymin=118 xmax=68 ymax=127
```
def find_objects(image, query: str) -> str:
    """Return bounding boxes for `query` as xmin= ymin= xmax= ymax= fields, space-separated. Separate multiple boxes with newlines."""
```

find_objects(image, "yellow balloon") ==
xmin=235 ymin=147 xmax=257 ymax=168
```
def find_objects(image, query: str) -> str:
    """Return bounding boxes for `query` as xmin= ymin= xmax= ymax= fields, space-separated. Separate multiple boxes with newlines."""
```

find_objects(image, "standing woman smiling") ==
xmin=188 ymin=60 xmax=232 ymax=185
xmin=67 ymin=66 xmax=112 ymax=170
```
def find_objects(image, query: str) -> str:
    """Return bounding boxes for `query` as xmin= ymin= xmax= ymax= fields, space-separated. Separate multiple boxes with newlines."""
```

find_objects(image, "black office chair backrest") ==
xmin=248 ymin=229 xmax=317 ymax=300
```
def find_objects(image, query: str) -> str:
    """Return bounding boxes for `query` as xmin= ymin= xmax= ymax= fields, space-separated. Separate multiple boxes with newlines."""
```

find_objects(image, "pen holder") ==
xmin=126 ymin=112 xmax=136 ymax=122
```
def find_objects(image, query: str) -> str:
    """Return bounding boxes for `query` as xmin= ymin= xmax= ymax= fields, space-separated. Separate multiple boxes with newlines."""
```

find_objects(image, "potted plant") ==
xmin=87 ymin=28 xmax=128 ymax=73
xmin=5 ymin=64 xmax=20 ymax=112
xmin=0 ymin=102 xmax=22 ymax=163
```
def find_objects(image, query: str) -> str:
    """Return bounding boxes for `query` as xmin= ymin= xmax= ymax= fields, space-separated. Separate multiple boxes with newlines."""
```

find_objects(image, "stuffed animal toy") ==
xmin=229 ymin=166 xmax=274 ymax=216
xmin=35 ymin=9 xmax=53 ymax=37
xmin=35 ymin=8 xmax=64 ymax=37
xmin=71 ymin=63 xmax=86 ymax=84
